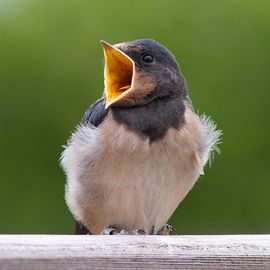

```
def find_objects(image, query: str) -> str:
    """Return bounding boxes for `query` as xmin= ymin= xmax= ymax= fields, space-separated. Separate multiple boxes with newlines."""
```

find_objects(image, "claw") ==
xmin=157 ymin=224 xmax=177 ymax=235
xmin=102 ymin=227 xmax=118 ymax=235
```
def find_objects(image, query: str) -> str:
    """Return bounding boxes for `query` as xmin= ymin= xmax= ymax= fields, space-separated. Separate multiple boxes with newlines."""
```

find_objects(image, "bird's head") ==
xmin=101 ymin=39 xmax=187 ymax=108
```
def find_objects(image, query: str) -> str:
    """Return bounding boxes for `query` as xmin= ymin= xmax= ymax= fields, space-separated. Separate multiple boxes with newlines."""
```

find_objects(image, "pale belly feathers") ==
xmin=61 ymin=107 xmax=220 ymax=234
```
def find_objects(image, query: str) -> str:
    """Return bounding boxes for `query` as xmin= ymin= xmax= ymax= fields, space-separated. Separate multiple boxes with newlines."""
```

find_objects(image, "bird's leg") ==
xmin=156 ymin=224 xmax=177 ymax=235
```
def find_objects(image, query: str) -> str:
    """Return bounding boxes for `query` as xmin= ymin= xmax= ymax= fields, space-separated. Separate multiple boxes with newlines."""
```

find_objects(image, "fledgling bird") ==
xmin=61 ymin=39 xmax=221 ymax=235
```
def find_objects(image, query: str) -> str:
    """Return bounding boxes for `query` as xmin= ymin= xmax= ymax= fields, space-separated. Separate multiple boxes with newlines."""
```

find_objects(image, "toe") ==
xmin=156 ymin=224 xmax=177 ymax=235
xmin=131 ymin=229 xmax=146 ymax=235
xmin=102 ymin=227 xmax=118 ymax=235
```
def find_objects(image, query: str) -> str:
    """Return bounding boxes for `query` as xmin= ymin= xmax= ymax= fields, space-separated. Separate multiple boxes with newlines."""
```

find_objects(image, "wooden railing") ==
xmin=0 ymin=235 xmax=269 ymax=269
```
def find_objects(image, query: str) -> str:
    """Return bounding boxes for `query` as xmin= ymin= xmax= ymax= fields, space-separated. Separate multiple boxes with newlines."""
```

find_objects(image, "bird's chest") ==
xmin=87 ymin=114 xmax=200 ymax=233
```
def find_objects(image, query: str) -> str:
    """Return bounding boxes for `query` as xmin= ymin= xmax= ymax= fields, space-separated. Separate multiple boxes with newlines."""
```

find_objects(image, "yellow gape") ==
xmin=101 ymin=41 xmax=134 ymax=108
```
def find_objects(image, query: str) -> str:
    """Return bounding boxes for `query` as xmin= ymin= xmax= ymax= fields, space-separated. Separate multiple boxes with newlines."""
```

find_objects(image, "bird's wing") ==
xmin=74 ymin=96 xmax=108 ymax=235
xmin=82 ymin=96 xmax=108 ymax=126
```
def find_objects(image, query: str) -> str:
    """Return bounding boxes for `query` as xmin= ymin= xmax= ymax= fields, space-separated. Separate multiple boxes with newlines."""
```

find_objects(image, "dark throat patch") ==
xmin=112 ymin=97 xmax=185 ymax=142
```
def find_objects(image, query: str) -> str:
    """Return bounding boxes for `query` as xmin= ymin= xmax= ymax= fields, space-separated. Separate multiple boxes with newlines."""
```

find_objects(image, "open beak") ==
xmin=100 ymin=40 xmax=135 ymax=108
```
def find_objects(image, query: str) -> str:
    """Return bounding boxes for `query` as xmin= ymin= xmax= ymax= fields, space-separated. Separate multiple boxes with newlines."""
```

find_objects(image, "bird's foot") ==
xmin=102 ymin=227 xmax=146 ymax=235
xmin=130 ymin=229 xmax=146 ymax=235
xmin=156 ymin=224 xmax=177 ymax=235
xmin=102 ymin=227 xmax=122 ymax=235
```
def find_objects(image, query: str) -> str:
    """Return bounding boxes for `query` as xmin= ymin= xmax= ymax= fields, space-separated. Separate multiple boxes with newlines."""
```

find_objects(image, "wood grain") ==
xmin=0 ymin=235 xmax=269 ymax=269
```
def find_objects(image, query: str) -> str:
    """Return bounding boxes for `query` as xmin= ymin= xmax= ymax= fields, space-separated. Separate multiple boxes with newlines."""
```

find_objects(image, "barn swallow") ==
xmin=61 ymin=39 xmax=221 ymax=235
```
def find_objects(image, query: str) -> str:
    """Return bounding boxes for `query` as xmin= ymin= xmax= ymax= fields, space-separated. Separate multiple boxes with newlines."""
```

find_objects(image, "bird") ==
xmin=61 ymin=39 xmax=221 ymax=235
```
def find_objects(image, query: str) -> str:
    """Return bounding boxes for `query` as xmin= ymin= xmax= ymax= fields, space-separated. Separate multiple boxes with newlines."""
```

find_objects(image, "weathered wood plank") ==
xmin=0 ymin=235 xmax=269 ymax=270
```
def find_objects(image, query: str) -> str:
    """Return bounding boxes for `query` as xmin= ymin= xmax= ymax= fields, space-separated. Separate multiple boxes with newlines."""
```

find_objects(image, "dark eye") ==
xmin=142 ymin=54 xmax=155 ymax=63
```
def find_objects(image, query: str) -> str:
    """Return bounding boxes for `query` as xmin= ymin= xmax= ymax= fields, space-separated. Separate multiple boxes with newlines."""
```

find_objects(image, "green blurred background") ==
xmin=0 ymin=0 xmax=269 ymax=234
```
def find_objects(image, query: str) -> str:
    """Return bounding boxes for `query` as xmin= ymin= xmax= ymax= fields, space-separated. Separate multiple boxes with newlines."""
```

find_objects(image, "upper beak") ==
xmin=100 ymin=40 xmax=135 ymax=108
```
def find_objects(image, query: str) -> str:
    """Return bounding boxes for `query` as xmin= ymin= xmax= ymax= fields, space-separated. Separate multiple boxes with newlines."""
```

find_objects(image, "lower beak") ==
xmin=101 ymin=41 xmax=135 ymax=108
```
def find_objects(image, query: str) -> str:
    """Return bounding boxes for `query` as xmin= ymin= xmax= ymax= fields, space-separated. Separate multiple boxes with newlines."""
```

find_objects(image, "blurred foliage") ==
xmin=0 ymin=0 xmax=269 ymax=234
